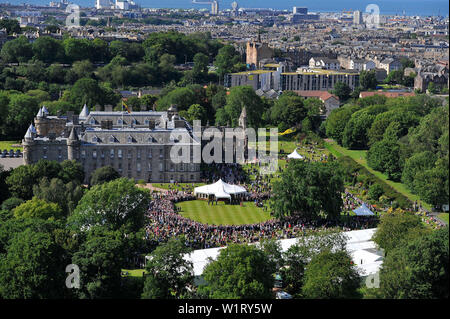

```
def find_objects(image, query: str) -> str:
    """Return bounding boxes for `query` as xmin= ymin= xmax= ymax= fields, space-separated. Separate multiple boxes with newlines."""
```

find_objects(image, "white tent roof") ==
xmin=287 ymin=149 xmax=304 ymax=159
xmin=182 ymin=228 xmax=382 ymax=277
xmin=194 ymin=179 xmax=247 ymax=198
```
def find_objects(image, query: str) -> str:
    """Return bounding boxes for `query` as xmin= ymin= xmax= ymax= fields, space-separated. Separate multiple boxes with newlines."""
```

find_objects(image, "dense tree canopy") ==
xmin=199 ymin=244 xmax=275 ymax=299
xmin=67 ymin=178 xmax=150 ymax=233
xmin=142 ymin=237 xmax=193 ymax=299
xmin=379 ymin=227 xmax=449 ymax=299
xmin=271 ymin=160 xmax=344 ymax=219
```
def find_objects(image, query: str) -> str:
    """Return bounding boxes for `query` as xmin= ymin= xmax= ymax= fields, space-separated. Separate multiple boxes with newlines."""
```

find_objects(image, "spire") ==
xmin=24 ymin=126 xmax=33 ymax=139
xmin=68 ymin=127 xmax=78 ymax=141
xmin=80 ymin=104 xmax=89 ymax=118
xmin=29 ymin=123 xmax=37 ymax=134
xmin=36 ymin=107 xmax=44 ymax=118
xmin=42 ymin=105 xmax=49 ymax=115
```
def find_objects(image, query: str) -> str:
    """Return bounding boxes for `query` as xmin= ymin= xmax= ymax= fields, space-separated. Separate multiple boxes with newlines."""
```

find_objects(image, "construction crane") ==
xmin=192 ymin=0 xmax=219 ymax=15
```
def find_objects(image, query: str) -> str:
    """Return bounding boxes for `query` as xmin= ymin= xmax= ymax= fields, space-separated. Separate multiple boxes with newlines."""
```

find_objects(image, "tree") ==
xmin=401 ymin=151 xmax=437 ymax=192
xmin=368 ymin=183 xmax=384 ymax=201
xmin=367 ymin=139 xmax=404 ymax=181
xmin=379 ymin=227 xmax=449 ymax=299
xmin=224 ymin=86 xmax=265 ymax=128
xmin=270 ymin=92 xmax=307 ymax=131
xmin=0 ymin=227 xmax=68 ymax=299
xmin=282 ymin=230 xmax=347 ymax=297
xmin=359 ymin=70 xmax=378 ymax=90
xmin=89 ymin=166 xmax=120 ymax=186
xmin=33 ymin=177 xmax=84 ymax=215
xmin=71 ymin=229 xmax=126 ymax=299
xmin=0 ymin=36 xmax=33 ymax=63
xmin=142 ymin=237 xmax=193 ymax=299
xmin=13 ymin=197 xmax=63 ymax=220
xmin=198 ymin=244 xmax=274 ymax=299
xmin=64 ymin=77 xmax=105 ymax=108
xmin=372 ymin=209 xmax=429 ymax=254
xmin=32 ymin=36 xmax=65 ymax=63
xmin=5 ymin=164 xmax=35 ymax=199
xmin=0 ymin=19 xmax=21 ymax=34
xmin=271 ymin=161 xmax=344 ymax=220
xmin=67 ymin=178 xmax=150 ymax=233
xmin=413 ymin=157 xmax=449 ymax=207
xmin=332 ymin=82 xmax=351 ymax=101
xmin=342 ymin=105 xmax=387 ymax=149
xmin=185 ymin=104 xmax=207 ymax=125
xmin=302 ymin=250 xmax=361 ymax=299
xmin=1 ymin=197 xmax=24 ymax=212
xmin=3 ymin=93 xmax=39 ymax=139
xmin=325 ymin=104 xmax=360 ymax=145
xmin=59 ymin=160 xmax=85 ymax=184
xmin=192 ymin=52 xmax=209 ymax=83
xmin=214 ymin=45 xmax=244 ymax=80
xmin=63 ymin=38 xmax=92 ymax=62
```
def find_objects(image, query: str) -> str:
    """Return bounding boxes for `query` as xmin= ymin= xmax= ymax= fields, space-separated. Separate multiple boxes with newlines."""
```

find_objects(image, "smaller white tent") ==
xmin=194 ymin=179 xmax=247 ymax=199
xmin=287 ymin=149 xmax=304 ymax=159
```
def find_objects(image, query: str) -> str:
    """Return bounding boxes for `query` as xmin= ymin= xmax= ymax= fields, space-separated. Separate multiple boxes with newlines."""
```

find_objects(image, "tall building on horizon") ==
xmin=353 ymin=10 xmax=363 ymax=25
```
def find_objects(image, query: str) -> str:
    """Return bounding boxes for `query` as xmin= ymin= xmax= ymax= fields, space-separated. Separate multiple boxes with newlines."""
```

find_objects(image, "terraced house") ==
xmin=22 ymin=104 xmax=201 ymax=184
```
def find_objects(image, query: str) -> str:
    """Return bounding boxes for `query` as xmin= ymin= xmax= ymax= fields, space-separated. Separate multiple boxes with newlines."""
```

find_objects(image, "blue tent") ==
xmin=353 ymin=203 xmax=375 ymax=216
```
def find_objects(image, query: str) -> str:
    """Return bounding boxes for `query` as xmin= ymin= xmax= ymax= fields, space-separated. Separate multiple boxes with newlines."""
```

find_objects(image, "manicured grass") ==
xmin=177 ymin=200 xmax=272 ymax=226
xmin=325 ymin=140 xmax=432 ymax=211
xmin=0 ymin=141 xmax=22 ymax=151
xmin=438 ymin=213 xmax=449 ymax=224
xmin=121 ymin=269 xmax=146 ymax=277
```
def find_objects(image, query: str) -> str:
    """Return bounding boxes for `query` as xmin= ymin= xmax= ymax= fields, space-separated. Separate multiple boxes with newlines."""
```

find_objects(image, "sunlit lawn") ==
xmin=325 ymin=140 xmax=432 ymax=211
xmin=177 ymin=200 xmax=272 ymax=226
xmin=0 ymin=141 xmax=22 ymax=151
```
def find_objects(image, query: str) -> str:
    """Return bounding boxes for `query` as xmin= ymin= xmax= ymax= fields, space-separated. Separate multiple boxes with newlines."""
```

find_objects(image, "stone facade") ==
xmin=23 ymin=105 xmax=201 ymax=184
xmin=281 ymin=68 xmax=360 ymax=91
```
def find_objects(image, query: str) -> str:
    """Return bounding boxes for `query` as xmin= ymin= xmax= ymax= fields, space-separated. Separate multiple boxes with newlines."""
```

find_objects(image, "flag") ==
xmin=122 ymin=100 xmax=131 ymax=113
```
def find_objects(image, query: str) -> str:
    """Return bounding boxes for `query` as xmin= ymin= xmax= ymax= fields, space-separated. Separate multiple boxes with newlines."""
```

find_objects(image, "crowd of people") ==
xmin=343 ymin=190 xmax=379 ymax=214
xmin=144 ymin=190 xmax=379 ymax=250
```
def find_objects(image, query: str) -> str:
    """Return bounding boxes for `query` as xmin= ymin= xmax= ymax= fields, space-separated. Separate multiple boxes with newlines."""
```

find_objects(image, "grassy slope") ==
xmin=325 ymin=140 xmax=432 ymax=211
xmin=0 ymin=141 xmax=22 ymax=151
xmin=177 ymin=200 xmax=272 ymax=226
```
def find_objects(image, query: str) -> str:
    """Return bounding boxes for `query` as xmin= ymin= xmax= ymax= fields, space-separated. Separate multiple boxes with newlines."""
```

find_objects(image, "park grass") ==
xmin=324 ymin=140 xmax=432 ymax=211
xmin=438 ymin=213 xmax=449 ymax=224
xmin=0 ymin=141 xmax=22 ymax=151
xmin=121 ymin=269 xmax=146 ymax=277
xmin=177 ymin=200 xmax=272 ymax=226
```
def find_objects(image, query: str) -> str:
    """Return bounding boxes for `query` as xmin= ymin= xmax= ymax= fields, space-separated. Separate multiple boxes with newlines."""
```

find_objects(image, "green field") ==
xmin=324 ymin=140 xmax=432 ymax=211
xmin=121 ymin=269 xmax=146 ymax=277
xmin=0 ymin=141 xmax=22 ymax=151
xmin=177 ymin=200 xmax=272 ymax=225
xmin=438 ymin=213 xmax=449 ymax=224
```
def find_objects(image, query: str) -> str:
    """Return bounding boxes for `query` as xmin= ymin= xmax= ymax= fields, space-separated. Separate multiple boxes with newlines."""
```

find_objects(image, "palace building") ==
xmin=22 ymin=104 xmax=201 ymax=184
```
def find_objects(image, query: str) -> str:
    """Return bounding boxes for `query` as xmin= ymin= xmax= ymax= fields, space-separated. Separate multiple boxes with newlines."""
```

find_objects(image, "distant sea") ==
xmin=4 ymin=0 xmax=449 ymax=17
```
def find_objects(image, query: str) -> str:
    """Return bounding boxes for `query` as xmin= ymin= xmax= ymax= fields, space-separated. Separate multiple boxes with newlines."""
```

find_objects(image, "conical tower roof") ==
xmin=68 ymin=127 xmax=79 ymax=141
xmin=79 ymin=104 xmax=89 ymax=118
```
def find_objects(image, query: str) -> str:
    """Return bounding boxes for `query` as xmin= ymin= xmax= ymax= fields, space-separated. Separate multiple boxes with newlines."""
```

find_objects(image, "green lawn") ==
xmin=121 ymin=269 xmax=146 ymax=277
xmin=325 ymin=140 xmax=432 ymax=211
xmin=438 ymin=213 xmax=449 ymax=224
xmin=177 ymin=200 xmax=272 ymax=226
xmin=0 ymin=141 xmax=22 ymax=151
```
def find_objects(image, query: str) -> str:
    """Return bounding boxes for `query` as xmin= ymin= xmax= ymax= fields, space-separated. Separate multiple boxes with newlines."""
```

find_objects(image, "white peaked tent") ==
xmin=194 ymin=179 xmax=247 ymax=200
xmin=287 ymin=149 xmax=304 ymax=159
